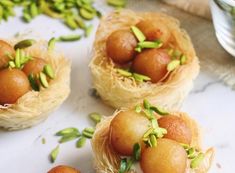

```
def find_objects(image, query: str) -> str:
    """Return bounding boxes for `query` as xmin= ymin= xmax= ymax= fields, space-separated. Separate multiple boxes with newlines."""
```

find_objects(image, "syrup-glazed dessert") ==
xmin=89 ymin=10 xmax=199 ymax=110
xmin=0 ymin=39 xmax=70 ymax=130
xmin=91 ymin=100 xmax=214 ymax=173
xmin=48 ymin=165 xmax=80 ymax=173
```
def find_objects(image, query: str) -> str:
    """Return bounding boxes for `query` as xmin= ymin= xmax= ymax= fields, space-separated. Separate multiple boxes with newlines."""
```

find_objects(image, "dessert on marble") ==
xmin=91 ymin=100 xmax=214 ymax=173
xmin=0 ymin=39 xmax=70 ymax=130
xmin=89 ymin=10 xmax=199 ymax=110
xmin=48 ymin=165 xmax=80 ymax=173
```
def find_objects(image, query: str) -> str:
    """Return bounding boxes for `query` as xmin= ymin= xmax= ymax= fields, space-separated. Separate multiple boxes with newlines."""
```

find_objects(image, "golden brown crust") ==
xmin=0 ymin=40 xmax=71 ymax=130
xmin=91 ymin=111 xmax=214 ymax=173
xmin=89 ymin=10 xmax=200 ymax=110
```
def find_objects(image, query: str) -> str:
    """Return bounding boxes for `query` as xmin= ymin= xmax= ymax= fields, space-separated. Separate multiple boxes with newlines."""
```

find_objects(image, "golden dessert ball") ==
xmin=136 ymin=20 xmax=171 ymax=44
xmin=106 ymin=30 xmax=137 ymax=64
xmin=132 ymin=49 xmax=171 ymax=83
xmin=158 ymin=115 xmax=192 ymax=144
xmin=109 ymin=110 xmax=150 ymax=156
xmin=22 ymin=57 xmax=47 ymax=76
xmin=0 ymin=40 xmax=15 ymax=69
xmin=48 ymin=165 xmax=80 ymax=173
xmin=140 ymin=138 xmax=187 ymax=173
xmin=0 ymin=68 xmax=30 ymax=105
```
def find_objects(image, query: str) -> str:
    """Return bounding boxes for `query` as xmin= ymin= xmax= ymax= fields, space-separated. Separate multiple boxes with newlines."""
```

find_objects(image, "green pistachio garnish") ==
xmin=59 ymin=133 xmax=80 ymax=143
xmin=15 ymin=49 xmax=21 ymax=68
xmin=59 ymin=34 xmax=81 ymax=42
xmin=150 ymin=106 xmax=169 ymax=116
xmin=180 ymin=54 xmax=187 ymax=65
xmin=50 ymin=145 xmax=59 ymax=163
xmin=116 ymin=68 xmax=132 ymax=77
xmin=131 ymin=26 xmax=146 ymax=42
xmin=56 ymin=127 xmax=80 ymax=136
xmin=76 ymin=136 xmax=87 ymax=148
xmin=89 ymin=112 xmax=102 ymax=124
xmin=137 ymin=41 xmax=163 ymax=49
xmin=133 ymin=143 xmax=141 ymax=161
xmin=79 ymin=8 xmax=95 ymax=20
xmin=135 ymin=105 xmax=142 ymax=113
xmin=43 ymin=64 xmax=55 ymax=79
xmin=167 ymin=59 xmax=180 ymax=72
xmin=190 ymin=153 xmax=205 ymax=169
xmin=133 ymin=73 xmax=151 ymax=82
xmin=85 ymin=24 xmax=93 ymax=37
xmin=39 ymin=72 xmax=49 ymax=88
xmin=107 ymin=0 xmax=127 ymax=7
xmin=14 ymin=39 xmax=35 ymax=50
xmin=28 ymin=74 xmax=40 ymax=91
xmin=8 ymin=61 xmax=16 ymax=68
xmin=48 ymin=37 xmax=56 ymax=51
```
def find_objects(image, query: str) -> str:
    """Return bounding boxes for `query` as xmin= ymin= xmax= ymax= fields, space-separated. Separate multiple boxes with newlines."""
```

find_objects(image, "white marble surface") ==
xmin=0 ymin=1 xmax=234 ymax=173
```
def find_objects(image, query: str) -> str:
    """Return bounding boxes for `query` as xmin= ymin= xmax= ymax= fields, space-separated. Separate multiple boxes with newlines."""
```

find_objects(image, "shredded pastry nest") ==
xmin=89 ymin=10 xmax=200 ymax=110
xmin=91 ymin=111 xmax=214 ymax=173
xmin=0 ymin=40 xmax=71 ymax=130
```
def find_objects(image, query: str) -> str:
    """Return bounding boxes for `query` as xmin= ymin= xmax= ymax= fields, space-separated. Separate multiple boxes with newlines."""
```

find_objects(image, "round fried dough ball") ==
xmin=158 ymin=115 xmax=192 ymax=144
xmin=0 ymin=40 xmax=15 ymax=69
xmin=22 ymin=57 xmax=47 ymax=76
xmin=48 ymin=165 xmax=80 ymax=173
xmin=132 ymin=49 xmax=171 ymax=83
xmin=0 ymin=69 xmax=30 ymax=105
xmin=109 ymin=110 xmax=150 ymax=156
xmin=140 ymin=138 xmax=187 ymax=173
xmin=106 ymin=30 xmax=137 ymax=64
xmin=136 ymin=20 xmax=171 ymax=44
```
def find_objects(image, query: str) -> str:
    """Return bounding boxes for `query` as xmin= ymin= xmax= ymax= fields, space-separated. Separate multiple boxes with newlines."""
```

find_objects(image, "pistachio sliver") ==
xmin=76 ymin=136 xmax=87 ymax=148
xmin=50 ymin=145 xmax=59 ymax=163
xmin=131 ymin=26 xmax=146 ymax=42
xmin=80 ymin=8 xmax=95 ymax=20
xmin=167 ymin=59 xmax=180 ymax=72
xmin=150 ymin=106 xmax=169 ymax=116
xmin=83 ymin=127 xmax=95 ymax=134
xmin=116 ymin=68 xmax=132 ymax=77
xmin=59 ymin=34 xmax=81 ymax=42
xmin=85 ymin=25 xmax=93 ymax=37
xmin=190 ymin=153 xmax=205 ymax=169
xmin=180 ymin=54 xmax=187 ymax=65
xmin=143 ymin=99 xmax=151 ymax=109
xmin=15 ymin=49 xmax=21 ymax=68
xmin=135 ymin=105 xmax=142 ymax=113
xmin=149 ymin=134 xmax=157 ymax=147
xmin=133 ymin=73 xmax=151 ymax=82
xmin=28 ymin=74 xmax=40 ymax=91
xmin=14 ymin=39 xmax=35 ymax=50
xmin=133 ymin=143 xmax=141 ymax=161
xmin=119 ymin=158 xmax=127 ymax=173
xmin=89 ymin=112 xmax=102 ymax=124
xmin=82 ymin=130 xmax=93 ymax=138
xmin=59 ymin=133 xmax=80 ymax=143
xmin=44 ymin=64 xmax=55 ymax=79
xmin=107 ymin=0 xmax=126 ymax=7
xmin=56 ymin=127 xmax=79 ymax=136
xmin=39 ymin=72 xmax=49 ymax=88
xmin=8 ymin=61 xmax=15 ymax=68
xmin=137 ymin=41 xmax=163 ymax=49
xmin=48 ymin=37 xmax=56 ymax=51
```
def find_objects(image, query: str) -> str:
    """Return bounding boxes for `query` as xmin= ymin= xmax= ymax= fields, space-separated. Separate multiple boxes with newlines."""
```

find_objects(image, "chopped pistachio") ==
xmin=82 ymin=130 xmax=93 ymax=138
xmin=28 ymin=74 xmax=40 ymax=91
xmin=83 ymin=127 xmax=95 ymax=134
xmin=150 ymin=106 xmax=169 ymax=116
xmin=48 ymin=37 xmax=56 ymax=51
xmin=143 ymin=99 xmax=151 ymax=109
xmin=89 ymin=112 xmax=102 ymax=124
xmin=56 ymin=127 xmax=79 ymax=136
xmin=116 ymin=68 xmax=132 ymax=77
xmin=167 ymin=59 xmax=180 ymax=72
xmin=149 ymin=134 xmax=157 ymax=147
xmin=85 ymin=24 xmax=93 ymax=37
xmin=79 ymin=8 xmax=95 ymax=20
xmin=76 ymin=136 xmax=87 ymax=148
xmin=15 ymin=49 xmax=21 ymax=68
xmin=133 ymin=143 xmax=141 ymax=161
xmin=133 ymin=73 xmax=151 ymax=82
xmin=8 ymin=61 xmax=15 ymax=68
xmin=190 ymin=153 xmax=205 ymax=169
xmin=50 ymin=145 xmax=59 ymax=163
xmin=107 ymin=0 xmax=126 ymax=7
xmin=59 ymin=133 xmax=80 ymax=143
xmin=59 ymin=34 xmax=81 ymax=42
xmin=131 ymin=26 xmax=146 ymax=42
xmin=135 ymin=105 xmax=142 ymax=113
xmin=39 ymin=72 xmax=49 ymax=88
xmin=119 ymin=158 xmax=127 ymax=173
xmin=137 ymin=41 xmax=163 ymax=49
xmin=180 ymin=54 xmax=187 ymax=65
xmin=43 ymin=64 xmax=55 ymax=79
xmin=14 ymin=39 xmax=35 ymax=50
